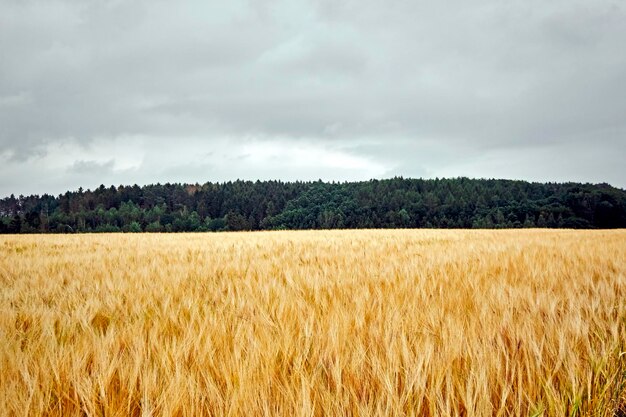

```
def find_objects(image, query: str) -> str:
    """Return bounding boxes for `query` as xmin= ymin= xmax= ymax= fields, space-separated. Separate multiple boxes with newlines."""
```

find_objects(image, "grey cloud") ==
xmin=69 ymin=159 xmax=115 ymax=175
xmin=0 ymin=0 xmax=624 ymax=195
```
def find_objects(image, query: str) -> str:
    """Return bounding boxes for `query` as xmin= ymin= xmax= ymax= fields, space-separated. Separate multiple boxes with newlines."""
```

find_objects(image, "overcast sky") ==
xmin=1 ymin=0 xmax=625 ymax=196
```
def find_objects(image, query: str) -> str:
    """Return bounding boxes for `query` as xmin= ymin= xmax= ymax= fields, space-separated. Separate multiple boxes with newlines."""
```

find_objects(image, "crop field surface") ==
xmin=0 ymin=230 xmax=625 ymax=417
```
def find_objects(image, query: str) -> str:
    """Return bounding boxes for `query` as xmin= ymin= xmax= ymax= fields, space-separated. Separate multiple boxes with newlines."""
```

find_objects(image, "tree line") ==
xmin=1 ymin=177 xmax=625 ymax=233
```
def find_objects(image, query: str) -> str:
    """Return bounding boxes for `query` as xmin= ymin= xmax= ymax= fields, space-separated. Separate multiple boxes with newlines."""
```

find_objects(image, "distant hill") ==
xmin=1 ymin=178 xmax=625 ymax=233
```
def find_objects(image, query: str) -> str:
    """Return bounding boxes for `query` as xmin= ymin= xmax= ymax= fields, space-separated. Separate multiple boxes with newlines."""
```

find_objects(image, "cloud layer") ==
xmin=1 ymin=0 xmax=625 ymax=195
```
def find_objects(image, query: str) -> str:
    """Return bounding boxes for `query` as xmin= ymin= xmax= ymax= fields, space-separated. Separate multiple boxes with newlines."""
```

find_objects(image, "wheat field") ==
xmin=0 ymin=230 xmax=625 ymax=416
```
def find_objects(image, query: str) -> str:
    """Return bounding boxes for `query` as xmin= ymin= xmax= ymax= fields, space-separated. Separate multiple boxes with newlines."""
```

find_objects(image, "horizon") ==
xmin=2 ymin=175 xmax=624 ymax=199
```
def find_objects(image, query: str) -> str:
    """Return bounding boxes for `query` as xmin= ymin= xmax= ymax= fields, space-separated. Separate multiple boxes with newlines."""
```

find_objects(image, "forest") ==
xmin=1 ymin=177 xmax=625 ymax=233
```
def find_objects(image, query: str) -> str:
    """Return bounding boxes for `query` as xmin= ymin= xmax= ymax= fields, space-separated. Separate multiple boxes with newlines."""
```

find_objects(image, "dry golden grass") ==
xmin=0 ymin=229 xmax=625 ymax=417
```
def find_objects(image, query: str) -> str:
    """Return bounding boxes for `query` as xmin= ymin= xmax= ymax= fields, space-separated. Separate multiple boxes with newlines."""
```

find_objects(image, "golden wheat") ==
xmin=0 ymin=230 xmax=625 ymax=416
